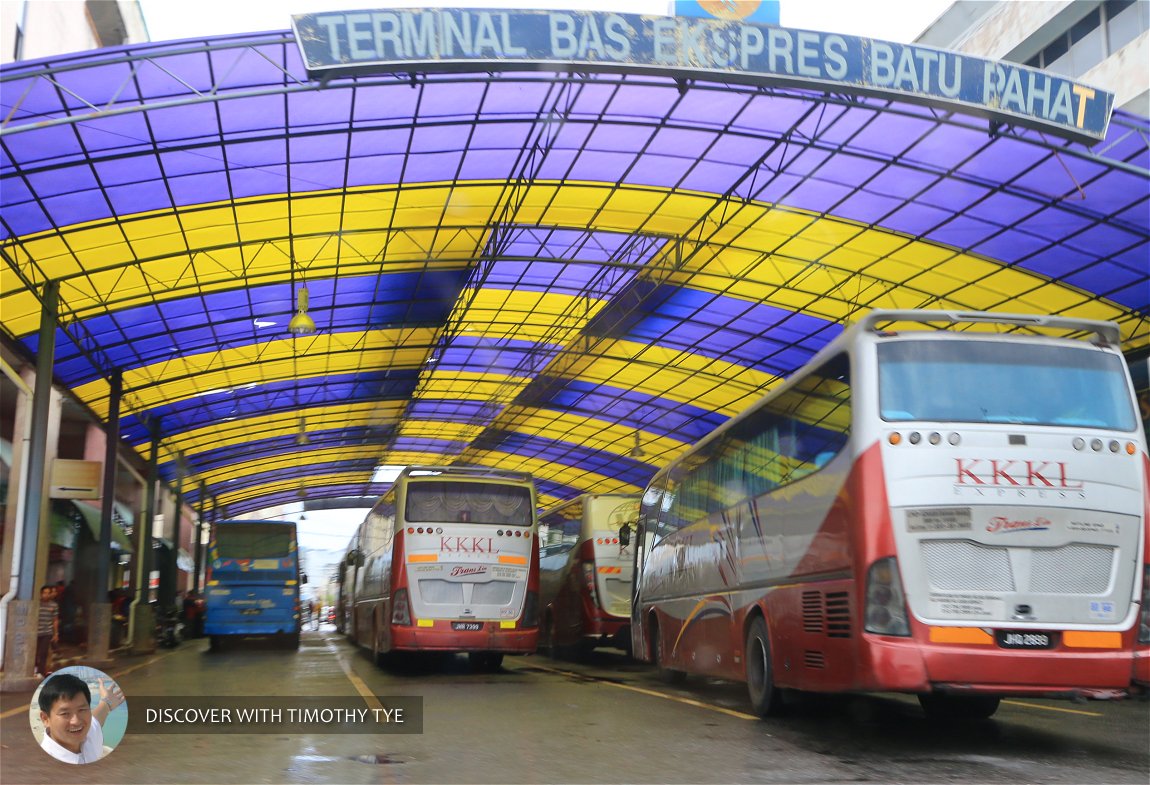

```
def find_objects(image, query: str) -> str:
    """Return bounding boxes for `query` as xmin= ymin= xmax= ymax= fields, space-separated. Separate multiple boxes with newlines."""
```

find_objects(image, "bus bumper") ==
xmin=862 ymin=635 xmax=1140 ymax=698
xmin=587 ymin=614 xmax=628 ymax=637
xmin=391 ymin=623 xmax=537 ymax=653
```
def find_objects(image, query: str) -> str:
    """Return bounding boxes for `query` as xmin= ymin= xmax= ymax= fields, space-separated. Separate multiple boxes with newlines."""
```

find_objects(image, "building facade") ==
xmin=1 ymin=0 xmax=149 ymax=65
xmin=917 ymin=0 xmax=1150 ymax=115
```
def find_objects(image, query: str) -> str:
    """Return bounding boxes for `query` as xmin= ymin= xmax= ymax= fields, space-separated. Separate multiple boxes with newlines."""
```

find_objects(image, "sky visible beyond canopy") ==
xmin=138 ymin=0 xmax=954 ymax=45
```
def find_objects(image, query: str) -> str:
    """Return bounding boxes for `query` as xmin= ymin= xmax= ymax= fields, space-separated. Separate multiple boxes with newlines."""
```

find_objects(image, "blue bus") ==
xmin=204 ymin=519 xmax=303 ymax=649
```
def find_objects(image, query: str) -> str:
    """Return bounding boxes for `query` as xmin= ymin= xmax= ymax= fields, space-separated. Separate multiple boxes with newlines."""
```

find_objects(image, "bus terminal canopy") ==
xmin=0 ymin=10 xmax=1147 ymax=515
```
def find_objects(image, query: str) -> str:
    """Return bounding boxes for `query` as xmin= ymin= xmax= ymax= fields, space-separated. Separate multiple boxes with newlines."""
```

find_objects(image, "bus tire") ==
xmin=209 ymin=635 xmax=221 ymax=652
xmin=918 ymin=694 xmax=1000 ymax=720
xmin=652 ymin=617 xmax=686 ymax=684
xmin=745 ymin=616 xmax=783 ymax=717
xmin=469 ymin=652 xmax=503 ymax=672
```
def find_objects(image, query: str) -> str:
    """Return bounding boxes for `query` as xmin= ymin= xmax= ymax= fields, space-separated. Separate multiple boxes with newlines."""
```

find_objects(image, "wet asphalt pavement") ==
xmin=2 ymin=626 xmax=1147 ymax=784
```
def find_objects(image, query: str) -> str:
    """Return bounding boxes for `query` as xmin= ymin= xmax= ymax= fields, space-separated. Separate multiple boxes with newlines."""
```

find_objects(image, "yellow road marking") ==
xmin=1003 ymin=699 xmax=1103 ymax=717
xmin=515 ymin=660 xmax=760 ymax=722
xmin=326 ymin=636 xmax=385 ymax=715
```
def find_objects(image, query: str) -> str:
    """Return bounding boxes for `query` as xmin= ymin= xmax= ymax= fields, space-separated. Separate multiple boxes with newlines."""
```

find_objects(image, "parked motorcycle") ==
xmin=155 ymin=605 xmax=184 ymax=648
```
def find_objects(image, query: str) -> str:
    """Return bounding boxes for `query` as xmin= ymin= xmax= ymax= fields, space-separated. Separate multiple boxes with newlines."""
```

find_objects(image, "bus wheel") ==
xmin=745 ymin=616 xmax=783 ymax=717
xmin=209 ymin=635 xmax=221 ymax=652
xmin=652 ymin=618 xmax=686 ymax=684
xmin=918 ymin=694 xmax=1000 ymax=720
xmin=469 ymin=652 xmax=504 ymax=672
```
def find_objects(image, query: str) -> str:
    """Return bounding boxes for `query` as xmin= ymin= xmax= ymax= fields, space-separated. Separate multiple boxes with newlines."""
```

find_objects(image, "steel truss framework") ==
xmin=1 ymin=32 xmax=1147 ymax=515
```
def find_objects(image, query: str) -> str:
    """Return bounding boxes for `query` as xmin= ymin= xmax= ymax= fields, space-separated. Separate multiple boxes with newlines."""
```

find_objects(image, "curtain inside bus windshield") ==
xmin=215 ymin=526 xmax=293 ymax=558
xmin=406 ymin=482 xmax=532 ymax=525
xmin=878 ymin=341 xmax=1137 ymax=430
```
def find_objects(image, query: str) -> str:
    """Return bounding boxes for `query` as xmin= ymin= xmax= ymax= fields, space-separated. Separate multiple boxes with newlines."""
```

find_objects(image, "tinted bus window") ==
xmin=879 ymin=341 xmax=1137 ymax=430
xmin=406 ymin=481 xmax=533 ymax=525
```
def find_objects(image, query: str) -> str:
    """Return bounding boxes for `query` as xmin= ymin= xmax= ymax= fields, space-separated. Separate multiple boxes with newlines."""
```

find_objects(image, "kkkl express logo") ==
xmin=440 ymin=536 xmax=497 ymax=553
xmin=953 ymin=458 xmax=1086 ymax=499
xmin=986 ymin=515 xmax=1052 ymax=533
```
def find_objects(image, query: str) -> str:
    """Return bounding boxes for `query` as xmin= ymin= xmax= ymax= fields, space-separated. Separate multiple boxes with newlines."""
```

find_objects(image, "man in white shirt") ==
xmin=37 ymin=673 xmax=123 ymax=764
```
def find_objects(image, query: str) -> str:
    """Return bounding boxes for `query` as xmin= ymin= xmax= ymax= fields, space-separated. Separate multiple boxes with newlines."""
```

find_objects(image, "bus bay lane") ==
xmin=2 ymin=630 xmax=1146 ymax=784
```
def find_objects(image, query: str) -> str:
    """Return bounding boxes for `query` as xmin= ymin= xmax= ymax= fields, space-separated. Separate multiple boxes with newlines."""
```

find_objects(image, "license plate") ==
xmin=452 ymin=621 xmax=482 ymax=631
xmin=995 ymin=630 xmax=1054 ymax=649
xmin=239 ymin=609 xmax=261 ymax=616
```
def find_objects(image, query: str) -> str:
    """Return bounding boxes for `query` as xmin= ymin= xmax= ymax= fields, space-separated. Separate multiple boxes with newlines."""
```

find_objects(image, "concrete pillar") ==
xmin=0 ymin=367 xmax=33 ymax=685
xmin=0 ymin=364 xmax=31 ymax=599
xmin=2 ymin=281 xmax=63 ymax=690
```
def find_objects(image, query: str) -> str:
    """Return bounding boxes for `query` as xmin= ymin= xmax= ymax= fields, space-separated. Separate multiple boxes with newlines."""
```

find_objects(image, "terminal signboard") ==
xmin=293 ymin=8 xmax=1113 ymax=145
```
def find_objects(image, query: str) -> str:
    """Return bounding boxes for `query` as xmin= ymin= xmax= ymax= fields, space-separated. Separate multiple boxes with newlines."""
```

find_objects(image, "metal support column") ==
xmin=129 ymin=418 xmax=161 ymax=653
xmin=194 ymin=481 xmax=206 ymax=593
xmin=164 ymin=474 xmax=183 ymax=608
xmin=16 ymin=282 xmax=57 ymax=600
xmin=87 ymin=370 xmax=121 ymax=664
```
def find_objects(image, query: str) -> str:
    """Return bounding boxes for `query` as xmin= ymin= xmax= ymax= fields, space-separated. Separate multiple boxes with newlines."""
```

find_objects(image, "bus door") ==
xmin=588 ymin=496 xmax=640 ymax=618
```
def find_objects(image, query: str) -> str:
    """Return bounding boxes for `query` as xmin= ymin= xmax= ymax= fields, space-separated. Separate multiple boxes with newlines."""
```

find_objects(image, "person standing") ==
xmin=56 ymin=580 xmax=77 ymax=644
xmin=36 ymin=585 xmax=59 ymax=676
xmin=183 ymin=590 xmax=204 ymax=638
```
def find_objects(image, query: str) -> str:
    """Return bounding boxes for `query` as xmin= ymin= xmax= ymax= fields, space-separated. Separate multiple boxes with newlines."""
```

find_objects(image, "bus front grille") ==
xmin=921 ymin=540 xmax=1115 ymax=594
xmin=921 ymin=541 xmax=1014 ymax=592
xmin=1030 ymin=544 xmax=1113 ymax=593
xmin=418 ymin=580 xmax=464 ymax=604
xmin=471 ymin=581 xmax=514 ymax=605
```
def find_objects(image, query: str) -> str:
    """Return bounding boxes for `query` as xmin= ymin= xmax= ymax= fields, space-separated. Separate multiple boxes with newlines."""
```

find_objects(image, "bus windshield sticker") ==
xmin=1088 ymin=601 xmax=1116 ymax=620
xmin=906 ymin=507 xmax=972 ymax=533
xmin=928 ymin=593 xmax=1005 ymax=620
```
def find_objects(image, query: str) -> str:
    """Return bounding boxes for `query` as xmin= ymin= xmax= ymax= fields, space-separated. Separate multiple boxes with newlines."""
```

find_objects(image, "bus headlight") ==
xmin=1139 ymin=566 xmax=1150 ymax=645
xmin=581 ymin=562 xmax=599 ymax=604
xmin=865 ymin=557 xmax=911 ymax=637
xmin=521 ymin=590 xmax=539 ymax=628
xmin=391 ymin=589 xmax=412 ymax=626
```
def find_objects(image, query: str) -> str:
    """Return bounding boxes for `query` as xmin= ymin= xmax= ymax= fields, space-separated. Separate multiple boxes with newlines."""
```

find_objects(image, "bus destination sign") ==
xmin=292 ymin=8 xmax=1114 ymax=145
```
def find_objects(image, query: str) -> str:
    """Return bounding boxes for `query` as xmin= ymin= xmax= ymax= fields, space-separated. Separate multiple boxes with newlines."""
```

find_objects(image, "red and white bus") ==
xmin=631 ymin=310 xmax=1149 ymax=718
xmin=538 ymin=494 xmax=640 ymax=657
xmin=342 ymin=466 xmax=540 ymax=670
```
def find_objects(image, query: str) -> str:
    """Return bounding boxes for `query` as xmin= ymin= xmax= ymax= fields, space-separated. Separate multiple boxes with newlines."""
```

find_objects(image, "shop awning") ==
xmin=72 ymin=502 xmax=135 ymax=554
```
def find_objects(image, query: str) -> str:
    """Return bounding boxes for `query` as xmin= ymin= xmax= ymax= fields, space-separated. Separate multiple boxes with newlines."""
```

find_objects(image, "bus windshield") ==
xmin=878 ymin=340 xmax=1138 ymax=431
xmin=406 ymin=481 xmax=533 ymax=526
xmin=214 ymin=526 xmax=294 ymax=558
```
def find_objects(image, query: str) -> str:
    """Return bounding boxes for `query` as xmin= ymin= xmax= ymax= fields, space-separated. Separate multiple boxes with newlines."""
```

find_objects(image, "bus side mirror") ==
xmin=346 ymin=550 xmax=358 ymax=567
xmin=619 ymin=525 xmax=631 ymax=547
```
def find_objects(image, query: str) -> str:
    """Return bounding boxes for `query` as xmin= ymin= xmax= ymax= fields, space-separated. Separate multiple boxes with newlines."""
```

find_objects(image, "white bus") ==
xmin=631 ymin=310 xmax=1149 ymax=718
xmin=538 ymin=494 xmax=641 ymax=656
xmin=342 ymin=466 xmax=540 ymax=671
